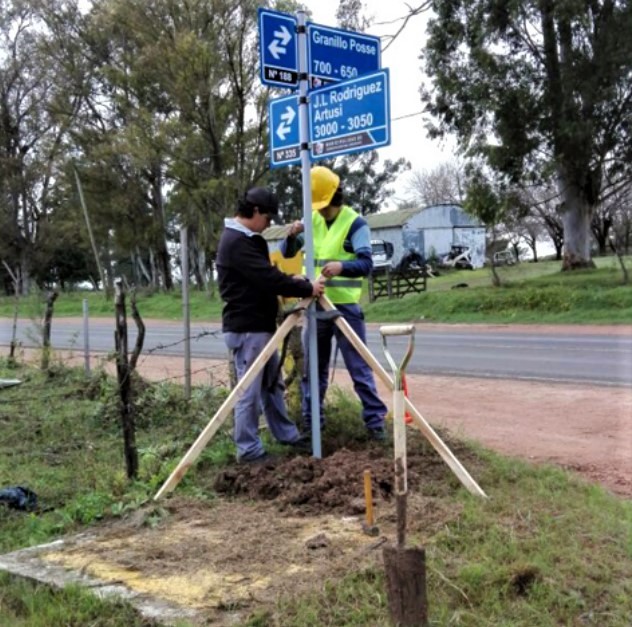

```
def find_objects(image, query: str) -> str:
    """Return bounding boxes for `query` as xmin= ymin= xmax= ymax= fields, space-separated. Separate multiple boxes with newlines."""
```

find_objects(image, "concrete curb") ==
xmin=0 ymin=534 xmax=201 ymax=625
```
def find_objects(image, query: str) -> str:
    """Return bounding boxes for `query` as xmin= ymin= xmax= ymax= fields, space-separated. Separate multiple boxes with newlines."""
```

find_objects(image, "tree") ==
xmin=68 ymin=0 xmax=272 ymax=290
xmin=269 ymin=152 xmax=410 ymax=219
xmin=607 ymin=181 xmax=632 ymax=254
xmin=463 ymin=167 xmax=525 ymax=286
xmin=0 ymin=0 xmax=83 ymax=293
xmin=423 ymin=1 xmax=632 ymax=270
xmin=406 ymin=159 xmax=465 ymax=206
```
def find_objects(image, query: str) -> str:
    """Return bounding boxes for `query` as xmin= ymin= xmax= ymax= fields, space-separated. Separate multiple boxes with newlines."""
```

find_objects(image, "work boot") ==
xmin=238 ymin=452 xmax=277 ymax=466
xmin=366 ymin=427 xmax=387 ymax=442
xmin=282 ymin=434 xmax=312 ymax=454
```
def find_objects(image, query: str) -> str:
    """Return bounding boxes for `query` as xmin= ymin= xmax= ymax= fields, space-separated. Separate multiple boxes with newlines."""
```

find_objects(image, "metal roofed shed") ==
xmin=366 ymin=204 xmax=486 ymax=270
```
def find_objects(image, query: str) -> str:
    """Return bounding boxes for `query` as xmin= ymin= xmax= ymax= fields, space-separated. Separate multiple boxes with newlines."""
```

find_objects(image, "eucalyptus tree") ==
xmin=72 ymin=0 xmax=277 ymax=290
xmin=0 ymin=0 xmax=84 ymax=293
xmin=423 ymin=0 xmax=632 ymax=270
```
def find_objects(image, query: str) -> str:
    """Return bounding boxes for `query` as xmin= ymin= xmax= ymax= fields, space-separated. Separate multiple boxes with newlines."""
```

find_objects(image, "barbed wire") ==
xmin=143 ymin=328 xmax=222 ymax=355
xmin=0 ymin=338 xmax=232 ymax=392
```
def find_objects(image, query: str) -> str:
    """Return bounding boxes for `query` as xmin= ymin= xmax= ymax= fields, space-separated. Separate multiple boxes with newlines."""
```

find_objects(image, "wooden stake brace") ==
xmin=319 ymin=295 xmax=486 ymax=498
xmin=154 ymin=298 xmax=312 ymax=500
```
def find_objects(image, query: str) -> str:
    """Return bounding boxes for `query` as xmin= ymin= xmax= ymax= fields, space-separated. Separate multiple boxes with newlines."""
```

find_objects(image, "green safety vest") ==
xmin=308 ymin=205 xmax=363 ymax=304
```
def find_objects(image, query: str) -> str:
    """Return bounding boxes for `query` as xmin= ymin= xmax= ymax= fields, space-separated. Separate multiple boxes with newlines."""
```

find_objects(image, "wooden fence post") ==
xmin=114 ymin=281 xmax=138 ymax=479
xmin=41 ymin=290 xmax=58 ymax=371
xmin=2 ymin=261 xmax=19 ymax=363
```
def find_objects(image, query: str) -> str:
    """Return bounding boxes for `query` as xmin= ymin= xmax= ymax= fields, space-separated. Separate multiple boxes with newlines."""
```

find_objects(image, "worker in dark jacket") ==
xmin=281 ymin=166 xmax=387 ymax=440
xmin=216 ymin=187 xmax=325 ymax=463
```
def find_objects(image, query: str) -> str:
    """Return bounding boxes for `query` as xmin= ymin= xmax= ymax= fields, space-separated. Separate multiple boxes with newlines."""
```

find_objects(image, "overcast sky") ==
xmin=304 ymin=0 xmax=458 ymax=206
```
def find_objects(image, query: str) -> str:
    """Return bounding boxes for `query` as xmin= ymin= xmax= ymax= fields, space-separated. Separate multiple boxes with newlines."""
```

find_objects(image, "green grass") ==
xmin=1 ymin=359 xmax=631 ymax=625
xmin=261 ymin=454 xmax=632 ymax=626
xmin=365 ymin=258 xmax=632 ymax=324
xmin=0 ymin=573 xmax=156 ymax=626
xmin=0 ymin=256 xmax=630 ymax=325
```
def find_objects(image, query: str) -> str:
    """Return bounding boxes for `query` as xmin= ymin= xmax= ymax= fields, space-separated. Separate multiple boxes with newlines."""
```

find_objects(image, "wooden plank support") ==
xmin=319 ymin=295 xmax=487 ymax=498
xmin=154 ymin=298 xmax=311 ymax=500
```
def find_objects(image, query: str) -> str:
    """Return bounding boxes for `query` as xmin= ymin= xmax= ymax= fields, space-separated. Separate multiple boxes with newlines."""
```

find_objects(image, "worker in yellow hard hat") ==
xmin=281 ymin=166 xmax=388 ymax=441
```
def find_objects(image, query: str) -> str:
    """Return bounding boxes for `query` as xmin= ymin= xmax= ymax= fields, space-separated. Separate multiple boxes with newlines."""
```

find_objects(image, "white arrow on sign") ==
xmin=276 ymin=105 xmax=296 ymax=140
xmin=274 ymin=26 xmax=292 ymax=46
xmin=268 ymin=25 xmax=291 ymax=60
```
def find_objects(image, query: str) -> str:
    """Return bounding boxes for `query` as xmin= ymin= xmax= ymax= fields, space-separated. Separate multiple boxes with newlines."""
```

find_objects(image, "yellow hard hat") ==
xmin=311 ymin=166 xmax=340 ymax=211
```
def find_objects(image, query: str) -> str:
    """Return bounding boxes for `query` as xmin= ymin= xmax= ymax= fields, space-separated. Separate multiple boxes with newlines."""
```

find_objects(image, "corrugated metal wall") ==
xmin=372 ymin=205 xmax=486 ymax=268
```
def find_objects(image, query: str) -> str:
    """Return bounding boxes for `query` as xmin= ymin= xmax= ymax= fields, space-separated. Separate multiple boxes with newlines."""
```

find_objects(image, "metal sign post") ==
xmin=259 ymin=8 xmax=391 ymax=460
xmin=296 ymin=10 xmax=322 ymax=459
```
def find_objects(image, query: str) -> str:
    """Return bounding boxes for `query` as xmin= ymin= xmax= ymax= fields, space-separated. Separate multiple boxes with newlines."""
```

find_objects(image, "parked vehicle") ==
xmin=493 ymin=250 xmax=516 ymax=266
xmin=371 ymin=239 xmax=395 ymax=273
xmin=439 ymin=244 xmax=474 ymax=270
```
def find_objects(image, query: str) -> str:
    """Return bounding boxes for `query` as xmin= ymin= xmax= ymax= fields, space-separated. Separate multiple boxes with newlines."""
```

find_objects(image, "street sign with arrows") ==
xmin=258 ymin=8 xmax=298 ymax=88
xmin=268 ymin=94 xmax=300 ymax=168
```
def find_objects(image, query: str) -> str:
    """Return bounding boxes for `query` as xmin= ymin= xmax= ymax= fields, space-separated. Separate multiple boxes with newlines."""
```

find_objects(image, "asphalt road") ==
xmin=2 ymin=317 xmax=631 ymax=387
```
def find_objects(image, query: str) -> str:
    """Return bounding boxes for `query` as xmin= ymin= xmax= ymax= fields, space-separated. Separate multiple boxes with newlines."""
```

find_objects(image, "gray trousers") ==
xmin=224 ymin=331 xmax=301 ymax=461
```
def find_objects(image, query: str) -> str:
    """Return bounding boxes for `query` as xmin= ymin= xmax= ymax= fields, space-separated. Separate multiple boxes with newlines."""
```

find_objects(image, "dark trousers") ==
xmin=301 ymin=303 xmax=387 ymax=431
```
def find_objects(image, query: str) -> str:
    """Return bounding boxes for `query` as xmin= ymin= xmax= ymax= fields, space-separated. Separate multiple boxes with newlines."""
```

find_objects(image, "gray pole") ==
xmin=83 ymin=298 xmax=90 ymax=375
xmin=297 ymin=10 xmax=322 ymax=458
xmin=74 ymin=166 xmax=108 ymax=296
xmin=181 ymin=226 xmax=191 ymax=399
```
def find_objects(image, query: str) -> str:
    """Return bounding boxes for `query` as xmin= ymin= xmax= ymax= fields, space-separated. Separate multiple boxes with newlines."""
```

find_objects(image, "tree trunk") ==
xmin=560 ymin=182 xmax=595 ymax=270
xmin=529 ymin=239 xmax=538 ymax=262
xmin=135 ymin=247 xmax=152 ymax=285
xmin=19 ymin=248 xmax=31 ymax=296
xmin=591 ymin=215 xmax=612 ymax=256
xmin=149 ymin=247 xmax=159 ymax=289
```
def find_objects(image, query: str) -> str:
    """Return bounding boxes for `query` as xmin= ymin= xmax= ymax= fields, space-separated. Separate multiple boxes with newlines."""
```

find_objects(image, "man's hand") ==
xmin=321 ymin=261 xmax=343 ymax=278
xmin=287 ymin=221 xmax=304 ymax=237
xmin=310 ymin=275 xmax=326 ymax=297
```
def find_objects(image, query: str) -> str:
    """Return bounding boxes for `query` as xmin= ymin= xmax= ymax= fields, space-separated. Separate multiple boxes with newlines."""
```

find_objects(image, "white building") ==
xmin=367 ymin=204 xmax=486 ymax=269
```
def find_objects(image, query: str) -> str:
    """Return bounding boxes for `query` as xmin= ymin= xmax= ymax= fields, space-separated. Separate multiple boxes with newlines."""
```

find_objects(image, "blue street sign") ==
xmin=307 ymin=22 xmax=381 ymax=87
xmin=309 ymin=69 xmax=390 ymax=160
xmin=258 ymin=8 xmax=298 ymax=88
xmin=269 ymin=94 xmax=301 ymax=168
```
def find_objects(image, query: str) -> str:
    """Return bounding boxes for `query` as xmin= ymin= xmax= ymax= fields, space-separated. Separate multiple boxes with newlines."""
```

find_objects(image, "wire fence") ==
xmin=0 ymin=319 xmax=232 ymax=390
xmin=0 ymin=325 xmax=239 ymax=459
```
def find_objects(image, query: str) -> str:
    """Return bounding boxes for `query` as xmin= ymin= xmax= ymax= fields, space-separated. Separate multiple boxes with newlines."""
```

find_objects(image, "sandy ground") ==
xmin=19 ymin=321 xmax=630 ymax=499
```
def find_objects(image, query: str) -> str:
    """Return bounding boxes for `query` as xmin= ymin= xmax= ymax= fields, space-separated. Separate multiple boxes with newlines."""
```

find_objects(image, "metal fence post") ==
xmin=181 ymin=226 xmax=191 ymax=399
xmin=83 ymin=298 xmax=90 ymax=375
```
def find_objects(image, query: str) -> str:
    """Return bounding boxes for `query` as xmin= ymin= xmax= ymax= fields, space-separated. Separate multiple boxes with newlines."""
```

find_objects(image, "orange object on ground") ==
xmin=403 ymin=374 xmax=413 ymax=424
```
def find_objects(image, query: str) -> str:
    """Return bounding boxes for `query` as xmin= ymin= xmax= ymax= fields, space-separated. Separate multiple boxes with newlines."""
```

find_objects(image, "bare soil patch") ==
xmin=42 ymin=435 xmax=468 ymax=624
xmin=213 ymin=432 xmax=476 ymax=516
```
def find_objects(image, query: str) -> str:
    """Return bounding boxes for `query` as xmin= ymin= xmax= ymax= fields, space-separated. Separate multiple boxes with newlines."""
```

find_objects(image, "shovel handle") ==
xmin=379 ymin=325 xmax=415 ymax=391
xmin=393 ymin=389 xmax=407 ymax=496
xmin=379 ymin=324 xmax=415 ymax=336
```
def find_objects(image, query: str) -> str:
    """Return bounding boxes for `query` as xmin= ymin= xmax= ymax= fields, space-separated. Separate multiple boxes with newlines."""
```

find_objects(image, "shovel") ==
xmin=380 ymin=324 xmax=428 ymax=627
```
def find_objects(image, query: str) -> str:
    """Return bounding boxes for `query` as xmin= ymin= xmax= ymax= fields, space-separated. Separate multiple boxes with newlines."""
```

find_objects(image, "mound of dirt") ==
xmin=213 ymin=434 xmax=478 ymax=516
